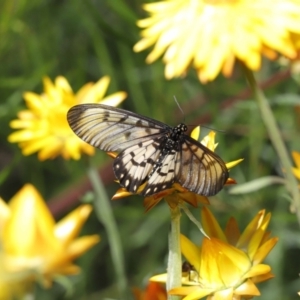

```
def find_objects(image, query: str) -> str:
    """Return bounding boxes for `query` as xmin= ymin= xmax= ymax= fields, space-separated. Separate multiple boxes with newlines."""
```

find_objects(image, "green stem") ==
xmin=87 ymin=165 xmax=131 ymax=300
xmin=180 ymin=204 xmax=209 ymax=238
xmin=167 ymin=206 xmax=182 ymax=300
xmin=243 ymin=68 xmax=300 ymax=224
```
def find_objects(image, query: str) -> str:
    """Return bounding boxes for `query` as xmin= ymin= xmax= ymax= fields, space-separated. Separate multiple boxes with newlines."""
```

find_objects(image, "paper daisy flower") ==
xmin=0 ymin=184 xmax=99 ymax=297
xmin=134 ymin=0 xmax=300 ymax=82
xmin=8 ymin=76 xmax=127 ymax=160
xmin=152 ymin=207 xmax=278 ymax=299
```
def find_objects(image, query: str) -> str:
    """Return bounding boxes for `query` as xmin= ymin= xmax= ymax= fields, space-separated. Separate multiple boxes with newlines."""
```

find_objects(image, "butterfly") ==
xmin=67 ymin=104 xmax=229 ymax=196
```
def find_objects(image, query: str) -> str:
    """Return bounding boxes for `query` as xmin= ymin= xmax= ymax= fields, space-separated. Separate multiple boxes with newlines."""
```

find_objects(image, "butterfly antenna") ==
xmin=187 ymin=122 xmax=226 ymax=134
xmin=173 ymin=96 xmax=225 ymax=133
xmin=173 ymin=96 xmax=185 ymax=123
xmin=199 ymin=125 xmax=226 ymax=134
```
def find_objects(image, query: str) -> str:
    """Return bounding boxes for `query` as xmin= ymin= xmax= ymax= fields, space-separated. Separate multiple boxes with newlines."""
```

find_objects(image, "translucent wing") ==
xmin=67 ymin=104 xmax=169 ymax=152
xmin=122 ymin=136 xmax=228 ymax=197
xmin=177 ymin=136 xmax=228 ymax=196
xmin=141 ymin=148 xmax=179 ymax=196
xmin=113 ymin=138 xmax=164 ymax=193
xmin=114 ymin=138 xmax=179 ymax=196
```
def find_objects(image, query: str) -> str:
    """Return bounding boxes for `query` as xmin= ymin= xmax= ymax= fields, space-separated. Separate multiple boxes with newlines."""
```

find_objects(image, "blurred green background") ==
xmin=1 ymin=0 xmax=300 ymax=299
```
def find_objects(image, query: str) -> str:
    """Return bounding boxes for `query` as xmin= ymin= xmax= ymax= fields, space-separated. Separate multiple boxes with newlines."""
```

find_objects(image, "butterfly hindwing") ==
xmin=114 ymin=138 xmax=163 ymax=193
xmin=178 ymin=136 xmax=228 ymax=196
xmin=114 ymin=134 xmax=180 ymax=195
xmin=141 ymin=148 xmax=178 ymax=196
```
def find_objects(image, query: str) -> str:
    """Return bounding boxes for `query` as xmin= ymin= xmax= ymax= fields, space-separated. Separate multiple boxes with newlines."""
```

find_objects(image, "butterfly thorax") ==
xmin=170 ymin=123 xmax=188 ymax=138
xmin=148 ymin=123 xmax=188 ymax=178
xmin=163 ymin=123 xmax=188 ymax=152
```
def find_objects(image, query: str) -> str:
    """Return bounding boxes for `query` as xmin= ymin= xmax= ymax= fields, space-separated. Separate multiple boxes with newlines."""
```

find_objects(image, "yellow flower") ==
xmin=134 ymin=0 xmax=300 ymax=82
xmin=0 ymin=184 xmax=99 ymax=297
xmin=292 ymin=151 xmax=300 ymax=180
xmin=8 ymin=76 xmax=127 ymax=160
xmin=112 ymin=127 xmax=242 ymax=210
xmin=151 ymin=207 xmax=278 ymax=299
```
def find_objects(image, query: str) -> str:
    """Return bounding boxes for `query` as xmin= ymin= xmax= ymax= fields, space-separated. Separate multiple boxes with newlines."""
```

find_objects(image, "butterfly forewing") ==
xmin=67 ymin=104 xmax=229 ymax=197
xmin=67 ymin=104 xmax=168 ymax=152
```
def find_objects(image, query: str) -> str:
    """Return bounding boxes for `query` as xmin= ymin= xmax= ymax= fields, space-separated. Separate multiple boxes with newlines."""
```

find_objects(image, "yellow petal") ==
xmin=242 ymin=264 xmax=271 ymax=279
xmin=67 ymin=235 xmax=100 ymax=258
xmin=247 ymin=213 xmax=271 ymax=260
xmin=251 ymin=272 xmax=274 ymax=284
xmin=201 ymin=207 xmax=227 ymax=242
xmin=292 ymin=167 xmax=300 ymax=180
xmin=3 ymin=184 xmax=57 ymax=257
xmin=292 ymin=151 xmax=300 ymax=169
xmin=225 ymin=158 xmax=244 ymax=169
xmin=200 ymin=132 xmax=216 ymax=151
xmin=180 ymin=235 xmax=201 ymax=272
xmin=55 ymin=205 xmax=93 ymax=245
xmin=112 ymin=188 xmax=133 ymax=200
xmin=100 ymin=92 xmax=127 ymax=107
xmin=252 ymin=237 xmax=279 ymax=265
xmin=214 ymin=288 xmax=234 ymax=300
xmin=169 ymin=286 xmax=213 ymax=299
xmin=234 ymin=279 xmax=260 ymax=296
xmin=150 ymin=273 xmax=168 ymax=283
xmin=236 ymin=210 xmax=266 ymax=250
xmin=23 ymin=92 xmax=44 ymax=112
xmin=79 ymin=76 xmax=110 ymax=104
xmin=201 ymin=238 xmax=251 ymax=287
xmin=55 ymin=76 xmax=73 ymax=93
xmin=190 ymin=126 xmax=200 ymax=141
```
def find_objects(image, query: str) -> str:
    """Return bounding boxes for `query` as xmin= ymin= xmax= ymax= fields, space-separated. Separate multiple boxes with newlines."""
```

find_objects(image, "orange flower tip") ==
xmin=112 ymin=188 xmax=133 ymax=200
xmin=252 ymin=272 xmax=275 ymax=284
xmin=226 ymin=158 xmax=244 ymax=169
xmin=172 ymin=183 xmax=188 ymax=192
xmin=107 ymin=151 xmax=117 ymax=159
xmin=225 ymin=178 xmax=237 ymax=185
xmin=143 ymin=196 xmax=162 ymax=212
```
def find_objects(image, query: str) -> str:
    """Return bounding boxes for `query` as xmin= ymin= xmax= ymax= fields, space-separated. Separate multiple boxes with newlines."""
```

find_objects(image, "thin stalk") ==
xmin=87 ymin=165 xmax=132 ymax=299
xmin=243 ymin=68 xmax=300 ymax=224
xmin=167 ymin=205 xmax=182 ymax=300
xmin=180 ymin=204 xmax=209 ymax=238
